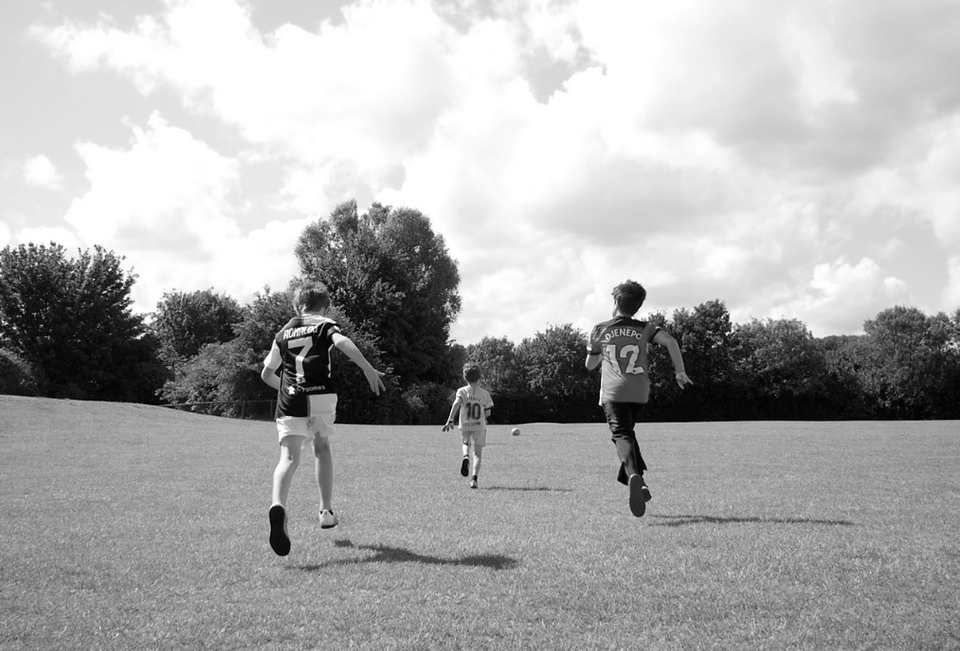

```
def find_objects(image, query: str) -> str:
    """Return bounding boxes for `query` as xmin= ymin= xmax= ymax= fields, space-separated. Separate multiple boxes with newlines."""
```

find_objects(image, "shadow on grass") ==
xmin=292 ymin=540 xmax=519 ymax=572
xmin=483 ymin=486 xmax=574 ymax=493
xmin=648 ymin=514 xmax=855 ymax=527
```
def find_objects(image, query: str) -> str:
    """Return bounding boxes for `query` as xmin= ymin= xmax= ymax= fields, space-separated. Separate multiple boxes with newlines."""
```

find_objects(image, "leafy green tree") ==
xmin=516 ymin=324 xmax=596 ymax=422
xmin=0 ymin=347 xmax=39 ymax=396
xmin=160 ymin=287 xmax=407 ymax=423
xmin=818 ymin=334 xmax=875 ymax=419
xmin=731 ymin=318 xmax=829 ymax=419
xmin=0 ymin=242 xmax=164 ymax=402
xmin=465 ymin=336 xmax=531 ymax=423
xmin=295 ymin=200 xmax=461 ymax=387
xmin=151 ymin=289 xmax=243 ymax=368
xmin=650 ymin=300 xmax=737 ymax=420
xmin=861 ymin=306 xmax=960 ymax=418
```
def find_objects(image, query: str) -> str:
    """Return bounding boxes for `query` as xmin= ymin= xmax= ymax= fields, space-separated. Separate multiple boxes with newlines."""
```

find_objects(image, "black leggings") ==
xmin=602 ymin=402 xmax=647 ymax=484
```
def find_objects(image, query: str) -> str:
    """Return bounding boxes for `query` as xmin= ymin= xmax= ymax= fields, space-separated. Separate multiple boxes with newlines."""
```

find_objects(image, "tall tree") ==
xmin=295 ymin=200 xmax=461 ymax=387
xmin=466 ymin=336 xmax=529 ymax=423
xmin=0 ymin=242 xmax=164 ymax=402
xmin=151 ymin=289 xmax=243 ymax=368
xmin=516 ymin=324 xmax=596 ymax=422
xmin=731 ymin=318 xmax=829 ymax=419
xmin=862 ymin=306 xmax=960 ymax=418
xmin=160 ymin=287 xmax=407 ymax=423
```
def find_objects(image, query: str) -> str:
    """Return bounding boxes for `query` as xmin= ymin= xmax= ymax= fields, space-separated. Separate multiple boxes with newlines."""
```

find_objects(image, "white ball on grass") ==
xmin=511 ymin=427 xmax=520 ymax=436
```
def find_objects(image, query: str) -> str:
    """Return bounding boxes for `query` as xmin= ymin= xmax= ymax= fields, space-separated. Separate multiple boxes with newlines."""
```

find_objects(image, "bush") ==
xmin=0 ymin=349 xmax=40 ymax=396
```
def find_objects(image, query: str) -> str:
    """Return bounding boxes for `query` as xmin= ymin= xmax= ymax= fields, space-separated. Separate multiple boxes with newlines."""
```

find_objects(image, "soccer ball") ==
xmin=511 ymin=427 xmax=520 ymax=436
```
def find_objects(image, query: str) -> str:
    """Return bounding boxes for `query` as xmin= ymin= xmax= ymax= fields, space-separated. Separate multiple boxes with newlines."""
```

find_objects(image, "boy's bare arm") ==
xmin=585 ymin=351 xmax=601 ymax=370
xmin=652 ymin=330 xmax=694 ymax=388
xmin=332 ymin=333 xmax=385 ymax=395
xmin=260 ymin=365 xmax=281 ymax=391
xmin=442 ymin=397 xmax=461 ymax=431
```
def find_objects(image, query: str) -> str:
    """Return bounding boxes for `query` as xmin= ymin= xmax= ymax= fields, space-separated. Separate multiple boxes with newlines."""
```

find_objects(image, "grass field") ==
xmin=1 ymin=395 xmax=958 ymax=651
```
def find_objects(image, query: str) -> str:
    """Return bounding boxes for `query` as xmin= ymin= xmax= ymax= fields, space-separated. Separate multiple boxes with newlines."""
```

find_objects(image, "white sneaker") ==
xmin=319 ymin=509 xmax=339 ymax=529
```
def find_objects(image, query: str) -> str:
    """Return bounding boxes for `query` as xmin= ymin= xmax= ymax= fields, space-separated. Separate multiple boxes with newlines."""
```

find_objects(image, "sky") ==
xmin=2 ymin=0 xmax=960 ymax=346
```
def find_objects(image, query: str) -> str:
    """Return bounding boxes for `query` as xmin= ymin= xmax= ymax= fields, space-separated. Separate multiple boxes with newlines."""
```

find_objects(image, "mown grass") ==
xmin=0 ymin=395 xmax=957 ymax=650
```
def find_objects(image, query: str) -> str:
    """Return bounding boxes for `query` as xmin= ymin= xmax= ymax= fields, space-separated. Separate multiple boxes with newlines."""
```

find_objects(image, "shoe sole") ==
xmin=268 ymin=505 xmax=291 ymax=556
xmin=628 ymin=475 xmax=646 ymax=517
xmin=460 ymin=457 xmax=470 ymax=477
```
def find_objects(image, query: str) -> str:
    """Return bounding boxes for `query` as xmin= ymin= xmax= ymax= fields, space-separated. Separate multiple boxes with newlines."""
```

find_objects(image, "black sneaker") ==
xmin=268 ymin=504 xmax=291 ymax=556
xmin=628 ymin=474 xmax=646 ymax=517
xmin=460 ymin=456 xmax=470 ymax=477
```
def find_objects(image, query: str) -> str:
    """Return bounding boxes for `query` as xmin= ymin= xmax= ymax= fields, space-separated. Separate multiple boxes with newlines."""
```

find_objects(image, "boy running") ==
xmin=585 ymin=280 xmax=693 ymax=517
xmin=442 ymin=362 xmax=493 ymax=489
xmin=261 ymin=281 xmax=385 ymax=556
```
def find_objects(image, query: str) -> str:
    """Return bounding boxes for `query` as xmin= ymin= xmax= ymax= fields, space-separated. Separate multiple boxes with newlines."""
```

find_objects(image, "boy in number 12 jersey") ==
xmin=586 ymin=280 xmax=693 ymax=517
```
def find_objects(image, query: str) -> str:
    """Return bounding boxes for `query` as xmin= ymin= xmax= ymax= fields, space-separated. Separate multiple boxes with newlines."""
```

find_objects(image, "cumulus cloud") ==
xmin=25 ymin=0 xmax=960 ymax=342
xmin=777 ymin=257 xmax=911 ymax=335
xmin=23 ymin=155 xmax=63 ymax=189
xmin=944 ymin=256 xmax=960 ymax=312
xmin=61 ymin=111 xmax=302 ymax=311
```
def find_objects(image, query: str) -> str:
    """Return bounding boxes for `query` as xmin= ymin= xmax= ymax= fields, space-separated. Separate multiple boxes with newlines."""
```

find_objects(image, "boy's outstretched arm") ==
xmin=442 ymin=397 xmax=461 ymax=431
xmin=332 ymin=333 xmax=386 ymax=395
xmin=652 ymin=330 xmax=694 ymax=388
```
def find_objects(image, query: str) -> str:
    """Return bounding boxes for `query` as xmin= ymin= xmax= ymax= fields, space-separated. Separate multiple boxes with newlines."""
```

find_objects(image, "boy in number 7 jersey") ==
xmin=261 ymin=281 xmax=385 ymax=556
xmin=443 ymin=362 xmax=494 ymax=489
xmin=585 ymin=280 xmax=693 ymax=517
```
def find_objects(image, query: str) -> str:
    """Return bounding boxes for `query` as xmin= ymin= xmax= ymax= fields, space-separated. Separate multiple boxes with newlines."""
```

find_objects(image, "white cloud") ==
xmin=23 ymin=155 xmax=63 ymax=189
xmin=777 ymin=257 xmax=912 ymax=336
xmin=24 ymin=0 xmax=960 ymax=343
xmin=943 ymin=256 xmax=960 ymax=312
xmin=66 ymin=112 xmax=240 ymax=253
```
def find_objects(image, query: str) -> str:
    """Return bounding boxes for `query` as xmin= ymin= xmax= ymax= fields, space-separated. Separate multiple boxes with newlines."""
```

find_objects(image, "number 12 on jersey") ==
xmin=604 ymin=343 xmax=645 ymax=375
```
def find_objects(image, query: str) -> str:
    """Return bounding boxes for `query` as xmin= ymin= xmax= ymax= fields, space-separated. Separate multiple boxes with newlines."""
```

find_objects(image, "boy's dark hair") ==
xmin=462 ymin=362 xmax=482 ymax=383
xmin=293 ymin=281 xmax=331 ymax=313
xmin=613 ymin=280 xmax=646 ymax=316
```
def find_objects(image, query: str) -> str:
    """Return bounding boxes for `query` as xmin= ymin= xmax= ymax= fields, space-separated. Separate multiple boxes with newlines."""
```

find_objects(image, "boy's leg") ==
xmin=472 ymin=445 xmax=483 ymax=476
xmin=308 ymin=396 xmax=339 ymax=529
xmin=602 ymin=403 xmax=647 ymax=481
xmin=270 ymin=435 xmax=303 ymax=556
xmin=272 ymin=437 xmax=304 ymax=506
xmin=313 ymin=435 xmax=334 ymax=512
xmin=460 ymin=435 xmax=471 ymax=477
xmin=602 ymin=402 xmax=649 ymax=517
xmin=469 ymin=430 xmax=486 ymax=488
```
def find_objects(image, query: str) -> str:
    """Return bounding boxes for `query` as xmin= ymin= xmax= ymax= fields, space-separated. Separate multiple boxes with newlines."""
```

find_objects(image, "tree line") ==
xmin=2 ymin=200 xmax=959 ymax=422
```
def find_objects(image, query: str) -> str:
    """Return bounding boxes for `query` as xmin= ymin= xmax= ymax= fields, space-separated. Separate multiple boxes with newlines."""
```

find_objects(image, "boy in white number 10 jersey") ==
xmin=443 ymin=362 xmax=494 ymax=489
xmin=261 ymin=281 xmax=385 ymax=556
xmin=585 ymin=280 xmax=693 ymax=518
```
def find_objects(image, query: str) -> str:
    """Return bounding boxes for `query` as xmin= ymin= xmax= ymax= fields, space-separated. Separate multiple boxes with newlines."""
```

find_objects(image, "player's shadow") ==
xmin=293 ymin=540 xmax=518 ymax=572
xmin=484 ymin=486 xmax=574 ymax=493
xmin=647 ymin=514 xmax=855 ymax=527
